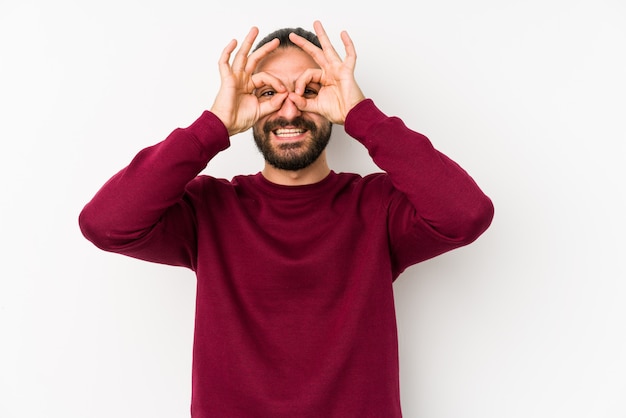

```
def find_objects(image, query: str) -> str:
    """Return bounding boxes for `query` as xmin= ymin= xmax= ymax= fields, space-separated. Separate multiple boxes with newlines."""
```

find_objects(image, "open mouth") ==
xmin=273 ymin=128 xmax=307 ymax=140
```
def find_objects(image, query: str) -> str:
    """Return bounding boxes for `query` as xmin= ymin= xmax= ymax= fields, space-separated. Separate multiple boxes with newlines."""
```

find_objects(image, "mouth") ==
xmin=273 ymin=128 xmax=308 ymax=141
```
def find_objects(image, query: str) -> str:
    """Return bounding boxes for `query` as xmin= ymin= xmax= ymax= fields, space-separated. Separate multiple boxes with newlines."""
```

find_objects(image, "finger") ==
xmin=312 ymin=20 xmax=341 ymax=61
xmin=288 ymin=32 xmax=328 ymax=68
xmin=340 ymin=30 xmax=357 ymax=69
xmin=250 ymin=72 xmax=286 ymax=94
xmin=258 ymin=91 xmax=289 ymax=118
xmin=217 ymin=39 xmax=238 ymax=77
xmin=293 ymin=68 xmax=322 ymax=96
xmin=231 ymin=26 xmax=259 ymax=72
xmin=245 ymin=38 xmax=280 ymax=74
xmin=287 ymin=92 xmax=310 ymax=112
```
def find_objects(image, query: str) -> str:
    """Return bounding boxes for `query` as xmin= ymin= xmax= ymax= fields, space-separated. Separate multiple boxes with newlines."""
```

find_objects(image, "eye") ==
xmin=303 ymin=88 xmax=318 ymax=98
xmin=255 ymin=89 xmax=276 ymax=100
xmin=303 ymin=83 xmax=321 ymax=98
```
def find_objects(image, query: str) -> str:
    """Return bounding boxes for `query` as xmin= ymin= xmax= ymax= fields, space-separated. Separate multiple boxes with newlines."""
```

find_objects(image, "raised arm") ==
xmin=78 ymin=26 xmax=292 ymax=266
xmin=292 ymin=21 xmax=493 ymax=266
xmin=346 ymin=99 xmax=494 ymax=244
xmin=210 ymin=26 xmax=289 ymax=135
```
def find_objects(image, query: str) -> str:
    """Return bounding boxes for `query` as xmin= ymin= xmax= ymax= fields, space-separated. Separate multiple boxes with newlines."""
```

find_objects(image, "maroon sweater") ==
xmin=79 ymin=99 xmax=494 ymax=417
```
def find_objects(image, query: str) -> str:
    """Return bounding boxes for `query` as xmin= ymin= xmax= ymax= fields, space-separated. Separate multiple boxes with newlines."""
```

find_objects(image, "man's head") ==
xmin=251 ymin=28 xmax=332 ymax=172
xmin=253 ymin=27 xmax=321 ymax=52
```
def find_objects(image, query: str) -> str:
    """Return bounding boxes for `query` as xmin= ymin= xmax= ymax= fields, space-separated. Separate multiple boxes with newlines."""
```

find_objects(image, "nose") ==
xmin=275 ymin=95 xmax=302 ymax=120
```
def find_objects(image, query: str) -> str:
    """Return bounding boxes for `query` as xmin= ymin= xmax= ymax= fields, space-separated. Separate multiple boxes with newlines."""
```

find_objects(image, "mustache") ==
xmin=262 ymin=117 xmax=318 ymax=135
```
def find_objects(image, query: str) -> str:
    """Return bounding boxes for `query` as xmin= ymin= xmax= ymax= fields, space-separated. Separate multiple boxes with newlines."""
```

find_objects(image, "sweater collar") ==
xmin=252 ymin=171 xmax=338 ymax=198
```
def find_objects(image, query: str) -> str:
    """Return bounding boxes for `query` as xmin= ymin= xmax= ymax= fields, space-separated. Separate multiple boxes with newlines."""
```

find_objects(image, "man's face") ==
xmin=252 ymin=47 xmax=332 ymax=171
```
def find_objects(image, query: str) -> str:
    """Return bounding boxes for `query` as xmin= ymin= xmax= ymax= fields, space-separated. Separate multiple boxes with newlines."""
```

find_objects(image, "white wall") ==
xmin=1 ymin=0 xmax=625 ymax=417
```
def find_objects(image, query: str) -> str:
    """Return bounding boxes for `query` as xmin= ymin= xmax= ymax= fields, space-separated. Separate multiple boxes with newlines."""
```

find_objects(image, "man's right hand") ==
xmin=210 ymin=26 xmax=288 ymax=137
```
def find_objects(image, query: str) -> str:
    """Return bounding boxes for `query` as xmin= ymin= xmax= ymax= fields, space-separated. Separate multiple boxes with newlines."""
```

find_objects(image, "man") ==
xmin=79 ymin=20 xmax=494 ymax=418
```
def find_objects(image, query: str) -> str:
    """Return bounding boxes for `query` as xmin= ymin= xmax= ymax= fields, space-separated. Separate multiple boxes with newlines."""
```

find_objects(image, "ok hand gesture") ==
xmin=210 ymin=27 xmax=288 ymax=136
xmin=288 ymin=21 xmax=366 ymax=125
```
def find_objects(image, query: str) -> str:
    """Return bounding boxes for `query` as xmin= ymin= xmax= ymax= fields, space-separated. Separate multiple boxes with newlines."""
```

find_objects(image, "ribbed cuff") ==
xmin=185 ymin=111 xmax=231 ymax=157
xmin=344 ymin=99 xmax=389 ymax=141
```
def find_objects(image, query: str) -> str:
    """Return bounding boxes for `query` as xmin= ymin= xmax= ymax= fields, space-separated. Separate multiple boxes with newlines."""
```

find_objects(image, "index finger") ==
xmin=293 ymin=68 xmax=322 ymax=96
xmin=245 ymin=37 xmax=280 ymax=74
xmin=288 ymin=31 xmax=329 ymax=68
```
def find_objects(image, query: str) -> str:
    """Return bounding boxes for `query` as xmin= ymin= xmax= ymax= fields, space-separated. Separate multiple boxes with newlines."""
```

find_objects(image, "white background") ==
xmin=1 ymin=0 xmax=625 ymax=417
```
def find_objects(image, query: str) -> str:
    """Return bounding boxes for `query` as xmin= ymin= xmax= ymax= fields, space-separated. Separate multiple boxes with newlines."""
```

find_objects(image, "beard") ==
xmin=253 ymin=116 xmax=332 ymax=171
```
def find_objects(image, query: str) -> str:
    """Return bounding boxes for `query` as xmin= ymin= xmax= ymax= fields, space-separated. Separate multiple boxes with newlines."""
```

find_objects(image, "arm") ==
xmin=345 ymin=99 xmax=494 ymax=244
xmin=79 ymin=26 xmax=292 ymax=266
xmin=291 ymin=21 xmax=493 ymax=267
xmin=78 ymin=112 xmax=230 ymax=268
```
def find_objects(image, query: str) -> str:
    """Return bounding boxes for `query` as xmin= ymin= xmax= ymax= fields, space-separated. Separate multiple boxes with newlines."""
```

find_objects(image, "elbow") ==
xmin=78 ymin=202 xmax=153 ymax=253
xmin=78 ymin=204 xmax=118 ymax=251
xmin=457 ymin=195 xmax=495 ymax=244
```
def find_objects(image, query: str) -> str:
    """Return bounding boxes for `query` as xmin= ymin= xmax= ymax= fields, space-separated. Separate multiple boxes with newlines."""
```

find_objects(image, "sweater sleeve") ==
xmin=345 ymin=99 xmax=494 ymax=269
xmin=78 ymin=111 xmax=230 ymax=269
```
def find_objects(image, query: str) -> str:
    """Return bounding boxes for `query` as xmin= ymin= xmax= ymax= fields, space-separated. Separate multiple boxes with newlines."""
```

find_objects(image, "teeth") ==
xmin=275 ymin=128 xmax=305 ymax=138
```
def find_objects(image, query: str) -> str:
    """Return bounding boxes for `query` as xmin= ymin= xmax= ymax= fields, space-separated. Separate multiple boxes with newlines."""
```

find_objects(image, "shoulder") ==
xmin=184 ymin=174 xmax=245 ymax=197
xmin=336 ymin=171 xmax=391 ymax=188
xmin=334 ymin=172 xmax=397 ymax=202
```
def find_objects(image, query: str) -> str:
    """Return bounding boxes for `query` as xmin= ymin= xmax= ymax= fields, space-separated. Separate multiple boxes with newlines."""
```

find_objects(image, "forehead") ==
xmin=254 ymin=47 xmax=319 ymax=79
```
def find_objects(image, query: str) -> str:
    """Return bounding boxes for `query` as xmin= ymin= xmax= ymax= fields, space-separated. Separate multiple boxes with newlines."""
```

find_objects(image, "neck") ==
xmin=261 ymin=152 xmax=331 ymax=186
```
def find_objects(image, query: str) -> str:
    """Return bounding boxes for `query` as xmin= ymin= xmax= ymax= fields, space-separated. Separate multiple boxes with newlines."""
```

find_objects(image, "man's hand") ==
xmin=210 ymin=27 xmax=288 ymax=136
xmin=288 ymin=20 xmax=366 ymax=125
